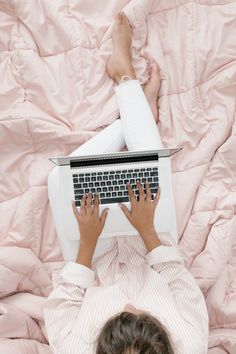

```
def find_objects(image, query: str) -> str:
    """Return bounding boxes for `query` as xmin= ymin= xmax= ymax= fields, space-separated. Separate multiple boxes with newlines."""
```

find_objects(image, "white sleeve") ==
xmin=43 ymin=262 xmax=96 ymax=352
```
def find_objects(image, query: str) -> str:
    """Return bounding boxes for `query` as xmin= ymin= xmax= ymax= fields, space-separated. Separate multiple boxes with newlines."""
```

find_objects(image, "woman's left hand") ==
xmin=72 ymin=192 xmax=109 ymax=250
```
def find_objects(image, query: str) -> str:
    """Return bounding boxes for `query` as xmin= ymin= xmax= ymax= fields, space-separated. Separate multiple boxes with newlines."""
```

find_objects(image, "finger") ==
xmin=137 ymin=180 xmax=145 ymax=201
xmin=153 ymin=187 xmax=161 ymax=207
xmin=119 ymin=203 xmax=131 ymax=221
xmin=145 ymin=181 xmax=151 ymax=201
xmin=93 ymin=193 xmax=99 ymax=215
xmin=100 ymin=208 xmax=109 ymax=228
xmin=80 ymin=195 xmax=86 ymax=215
xmin=127 ymin=183 xmax=136 ymax=205
xmin=86 ymin=191 xmax=93 ymax=212
xmin=71 ymin=201 xmax=80 ymax=218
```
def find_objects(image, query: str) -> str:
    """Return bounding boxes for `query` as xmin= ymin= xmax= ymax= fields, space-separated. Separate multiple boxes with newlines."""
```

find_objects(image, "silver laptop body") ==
xmin=50 ymin=148 xmax=181 ymax=241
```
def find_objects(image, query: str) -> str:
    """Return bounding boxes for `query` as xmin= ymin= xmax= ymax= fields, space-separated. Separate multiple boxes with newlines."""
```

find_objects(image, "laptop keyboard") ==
xmin=73 ymin=166 xmax=159 ymax=207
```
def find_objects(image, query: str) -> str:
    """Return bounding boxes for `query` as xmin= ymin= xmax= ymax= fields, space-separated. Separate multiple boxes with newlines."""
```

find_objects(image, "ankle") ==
xmin=115 ymin=68 xmax=136 ymax=84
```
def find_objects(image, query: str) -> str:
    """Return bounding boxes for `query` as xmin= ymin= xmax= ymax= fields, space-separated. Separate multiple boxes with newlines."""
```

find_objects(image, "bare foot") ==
xmin=143 ymin=63 xmax=161 ymax=122
xmin=107 ymin=12 xmax=136 ymax=83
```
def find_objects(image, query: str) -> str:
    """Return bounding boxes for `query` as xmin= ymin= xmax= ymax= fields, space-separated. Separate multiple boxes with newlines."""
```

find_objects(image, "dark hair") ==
xmin=96 ymin=311 xmax=175 ymax=354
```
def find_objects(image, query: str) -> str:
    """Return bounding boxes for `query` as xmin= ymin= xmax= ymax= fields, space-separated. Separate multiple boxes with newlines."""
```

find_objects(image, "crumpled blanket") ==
xmin=0 ymin=0 xmax=235 ymax=353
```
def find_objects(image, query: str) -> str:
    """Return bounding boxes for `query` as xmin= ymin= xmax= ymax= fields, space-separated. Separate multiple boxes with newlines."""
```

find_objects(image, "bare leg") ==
xmin=107 ymin=12 xmax=161 ymax=122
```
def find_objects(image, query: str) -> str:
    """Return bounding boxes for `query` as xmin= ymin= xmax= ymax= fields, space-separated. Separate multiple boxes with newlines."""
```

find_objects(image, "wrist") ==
xmin=140 ymin=227 xmax=161 ymax=252
xmin=140 ymin=226 xmax=157 ymax=240
xmin=76 ymin=241 xmax=96 ymax=268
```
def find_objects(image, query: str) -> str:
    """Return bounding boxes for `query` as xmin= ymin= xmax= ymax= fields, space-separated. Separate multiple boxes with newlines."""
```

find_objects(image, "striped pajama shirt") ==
xmin=44 ymin=233 xmax=209 ymax=354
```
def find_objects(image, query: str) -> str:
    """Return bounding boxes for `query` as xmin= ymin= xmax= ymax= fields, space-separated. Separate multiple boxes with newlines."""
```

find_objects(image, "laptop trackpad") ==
xmin=101 ymin=205 xmax=137 ymax=237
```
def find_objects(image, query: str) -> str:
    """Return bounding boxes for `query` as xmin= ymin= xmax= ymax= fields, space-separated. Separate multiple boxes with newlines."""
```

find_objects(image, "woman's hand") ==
xmin=119 ymin=181 xmax=161 ymax=249
xmin=72 ymin=192 xmax=109 ymax=250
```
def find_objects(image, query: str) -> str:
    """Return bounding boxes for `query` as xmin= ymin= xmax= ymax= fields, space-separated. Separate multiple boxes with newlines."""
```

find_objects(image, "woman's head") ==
xmin=96 ymin=309 xmax=174 ymax=354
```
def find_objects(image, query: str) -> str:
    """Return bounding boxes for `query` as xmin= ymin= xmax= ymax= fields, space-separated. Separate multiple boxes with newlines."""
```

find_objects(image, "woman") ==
xmin=44 ymin=13 xmax=209 ymax=354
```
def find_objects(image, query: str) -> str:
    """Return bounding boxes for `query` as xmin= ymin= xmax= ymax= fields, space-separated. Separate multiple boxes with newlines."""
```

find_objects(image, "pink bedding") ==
xmin=0 ymin=0 xmax=235 ymax=353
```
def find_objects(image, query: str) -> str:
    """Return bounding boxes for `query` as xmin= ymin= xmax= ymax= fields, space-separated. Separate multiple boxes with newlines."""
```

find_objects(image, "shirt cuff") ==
xmin=146 ymin=245 xmax=184 ymax=267
xmin=59 ymin=262 xmax=96 ymax=289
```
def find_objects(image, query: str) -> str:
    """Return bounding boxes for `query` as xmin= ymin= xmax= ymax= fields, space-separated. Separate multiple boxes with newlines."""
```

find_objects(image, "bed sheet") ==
xmin=0 ymin=0 xmax=235 ymax=353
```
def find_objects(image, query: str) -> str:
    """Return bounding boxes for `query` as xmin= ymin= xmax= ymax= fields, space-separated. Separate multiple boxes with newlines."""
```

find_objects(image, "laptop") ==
xmin=49 ymin=148 xmax=181 ymax=241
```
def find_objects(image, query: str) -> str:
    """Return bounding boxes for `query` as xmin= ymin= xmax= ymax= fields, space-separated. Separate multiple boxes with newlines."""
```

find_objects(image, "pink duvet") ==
xmin=0 ymin=0 xmax=235 ymax=353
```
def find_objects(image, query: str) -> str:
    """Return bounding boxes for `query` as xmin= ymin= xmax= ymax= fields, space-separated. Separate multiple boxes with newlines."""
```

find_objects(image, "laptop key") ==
xmin=114 ymin=186 xmax=119 ymax=191
xmin=106 ymin=192 xmax=111 ymax=197
xmin=75 ymin=189 xmax=84 ymax=194
xmin=101 ymin=196 xmax=129 ymax=204
xmin=74 ymin=190 xmax=82 ymax=195
xmin=108 ymin=186 xmax=113 ymax=191
xmin=103 ymin=187 xmax=108 ymax=192
xmin=101 ymin=181 xmax=105 ymax=186
xmin=73 ymin=178 xmax=78 ymax=183
xmin=150 ymin=183 xmax=158 ymax=188
xmin=100 ymin=193 xmax=105 ymax=198
xmin=112 ymin=192 xmax=116 ymax=197
xmin=118 ymin=180 xmax=123 ymax=185
xmin=79 ymin=178 xmax=84 ymax=183
xmin=153 ymin=177 xmax=158 ymax=182
xmin=75 ymin=201 xmax=80 ymax=207
xmin=85 ymin=177 xmax=90 ymax=182
xmin=112 ymin=180 xmax=117 ymax=185
xmin=97 ymin=187 xmax=102 ymax=193
xmin=75 ymin=195 xmax=82 ymax=200
xmin=74 ymin=184 xmax=81 ymax=189
xmin=118 ymin=191 xmax=122 ymax=196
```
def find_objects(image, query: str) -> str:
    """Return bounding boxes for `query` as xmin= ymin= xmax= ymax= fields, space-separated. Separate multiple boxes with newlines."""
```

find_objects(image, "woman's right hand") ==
xmin=119 ymin=181 xmax=161 ymax=245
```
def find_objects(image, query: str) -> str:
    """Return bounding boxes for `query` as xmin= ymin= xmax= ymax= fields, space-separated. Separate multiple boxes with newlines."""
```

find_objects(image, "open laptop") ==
xmin=50 ymin=148 xmax=181 ymax=241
